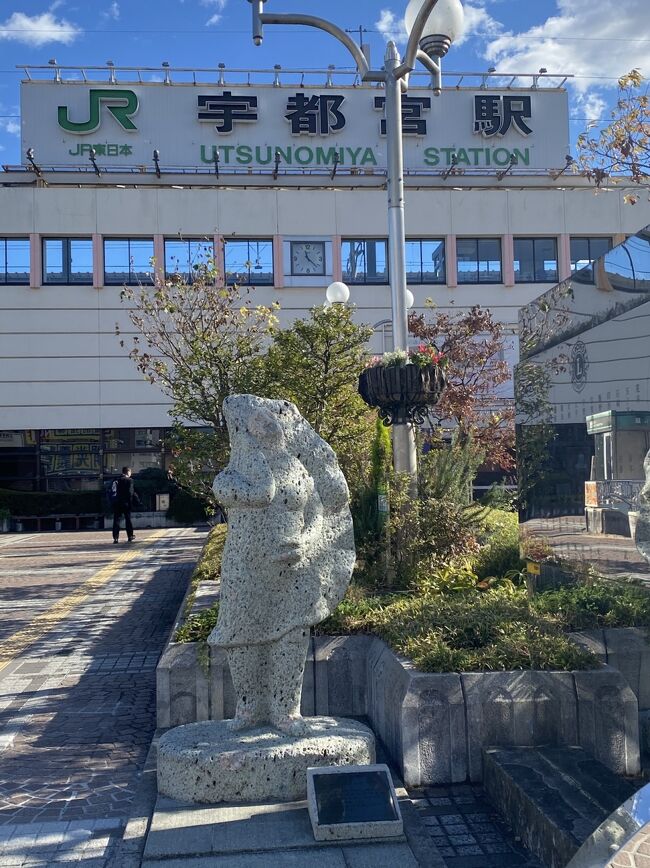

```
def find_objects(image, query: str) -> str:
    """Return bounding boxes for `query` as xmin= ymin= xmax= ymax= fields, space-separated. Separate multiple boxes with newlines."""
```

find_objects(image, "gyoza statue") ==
xmin=209 ymin=395 xmax=355 ymax=736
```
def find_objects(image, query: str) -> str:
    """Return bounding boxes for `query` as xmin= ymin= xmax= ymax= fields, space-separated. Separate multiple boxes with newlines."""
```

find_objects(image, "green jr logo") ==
xmin=58 ymin=89 xmax=139 ymax=134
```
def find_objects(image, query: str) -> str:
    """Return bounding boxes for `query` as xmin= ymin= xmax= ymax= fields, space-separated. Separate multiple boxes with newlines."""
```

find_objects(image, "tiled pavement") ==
xmin=408 ymin=783 xmax=543 ymax=868
xmin=0 ymin=527 xmax=546 ymax=868
xmin=0 ymin=527 xmax=207 ymax=867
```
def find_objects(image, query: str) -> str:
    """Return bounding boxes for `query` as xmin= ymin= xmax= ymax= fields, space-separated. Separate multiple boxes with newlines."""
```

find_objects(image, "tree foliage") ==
xmin=118 ymin=260 xmax=278 ymax=427
xmin=577 ymin=70 xmax=650 ymax=202
xmin=408 ymin=305 xmax=515 ymax=469
xmin=119 ymin=269 xmax=376 ymax=508
xmin=117 ymin=259 xmax=279 ymax=505
xmin=258 ymin=303 xmax=376 ymax=490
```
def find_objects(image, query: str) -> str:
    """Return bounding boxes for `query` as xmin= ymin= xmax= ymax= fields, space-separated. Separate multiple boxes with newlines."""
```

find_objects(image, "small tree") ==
xmin=259 ymin=304 xmax=376 ymax=491
xmin=577 ymin=69 xmax=649 ymax=202
xmin=408 ymin=304 xmax=515 ymax=469
xmin=117 ymin=258 xmax=279 ymax=506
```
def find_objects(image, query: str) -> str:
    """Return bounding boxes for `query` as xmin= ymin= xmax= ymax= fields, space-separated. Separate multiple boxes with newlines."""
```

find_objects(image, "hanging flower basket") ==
xmin=358 ymin=362 xmax=446 ymax=426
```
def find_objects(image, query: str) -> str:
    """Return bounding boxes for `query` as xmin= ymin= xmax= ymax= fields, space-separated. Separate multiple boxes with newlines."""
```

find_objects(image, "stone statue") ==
xmin=157 ymin=394 xmax=374 ymax=804
xmin=635 ymin=448 xmax=650 ymax=563
xmin=208 ymin=395 xmax=355 ymax=735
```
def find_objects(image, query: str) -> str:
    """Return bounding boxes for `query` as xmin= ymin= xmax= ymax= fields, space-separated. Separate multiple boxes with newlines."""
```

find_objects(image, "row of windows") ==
xmin=0 ymin=236 xmax=613 ymax=287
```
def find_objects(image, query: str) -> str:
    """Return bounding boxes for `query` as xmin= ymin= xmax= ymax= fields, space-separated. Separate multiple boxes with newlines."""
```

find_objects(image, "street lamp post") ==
xmin=248 ymin=0 xmax=464 ymax=476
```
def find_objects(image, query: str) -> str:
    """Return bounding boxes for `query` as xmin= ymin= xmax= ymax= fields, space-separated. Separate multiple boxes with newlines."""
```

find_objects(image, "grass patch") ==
xmin=533 ymin=579 xmax=650 ymax=630
xmin=175 ymin=603 xmax=219 ymax=643
xmin=192 ymin=525 xmax=226 ymax=584
xmin=319 ymin=584 xmax=598 ymax=672
xmin=175 ymin=525 xmax=226 ymax=641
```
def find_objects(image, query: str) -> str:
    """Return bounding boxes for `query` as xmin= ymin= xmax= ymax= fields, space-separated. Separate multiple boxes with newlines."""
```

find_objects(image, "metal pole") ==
xmin=384 ymin=42 xmax=417 ymax=479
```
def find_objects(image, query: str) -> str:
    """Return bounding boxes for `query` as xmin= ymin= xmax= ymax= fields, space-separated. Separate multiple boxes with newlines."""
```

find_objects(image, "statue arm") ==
xmin=213 ymin=443 xmax=276 ymax=508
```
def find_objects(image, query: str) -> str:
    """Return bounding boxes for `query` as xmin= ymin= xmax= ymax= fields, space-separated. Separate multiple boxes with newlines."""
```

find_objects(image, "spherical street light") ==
xmin=405 ymin=0 xmax=465 ymax=58
xmin=405 ymin=288 xmax=415 ymax=309
xmin=326 ymin=281 xmax=350 ymax=305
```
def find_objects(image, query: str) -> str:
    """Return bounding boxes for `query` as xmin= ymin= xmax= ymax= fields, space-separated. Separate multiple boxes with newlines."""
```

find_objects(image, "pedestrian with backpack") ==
xmin=111 ymin=466 xmax=141 ymax=543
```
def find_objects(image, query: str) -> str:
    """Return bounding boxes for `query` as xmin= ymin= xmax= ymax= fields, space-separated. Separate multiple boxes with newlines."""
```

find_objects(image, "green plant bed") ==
xmin=172 ymin=514 xmax=649 ymax=674
xmin=534 ymin=579 xmax=650 ymax=630
xmin=318 ymin=576 xmax=650 ymax=673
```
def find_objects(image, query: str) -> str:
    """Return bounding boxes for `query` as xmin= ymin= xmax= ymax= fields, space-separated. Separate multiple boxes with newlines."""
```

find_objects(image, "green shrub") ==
xmin=474 ymin=509 xmax=523 ymax=580
xmin=534 ymin=580 xmax=650 ymax=630
xmin=0 ymin=488 xmax=102 ymax=517
xmin=167 ymin=489 xmax=208 ymax=523
xmin=480 ymin=484 xmax=516 ymax=511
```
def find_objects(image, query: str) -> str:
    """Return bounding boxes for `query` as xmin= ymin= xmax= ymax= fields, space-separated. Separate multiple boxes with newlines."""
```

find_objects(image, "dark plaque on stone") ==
xmin=307 ymin=764 xmax=403 ymax=841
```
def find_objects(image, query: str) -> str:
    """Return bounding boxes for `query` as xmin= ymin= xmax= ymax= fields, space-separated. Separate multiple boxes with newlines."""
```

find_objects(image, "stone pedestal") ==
xmin=157 ymin=716 xmax=375 ymax=804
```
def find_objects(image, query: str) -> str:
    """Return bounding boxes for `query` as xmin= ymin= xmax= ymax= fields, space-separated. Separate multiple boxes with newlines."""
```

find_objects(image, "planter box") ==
xmin=358 ymin=363 xmax=445 ymax=425
xmin=157 ymin=627 xmax=642 ymax=785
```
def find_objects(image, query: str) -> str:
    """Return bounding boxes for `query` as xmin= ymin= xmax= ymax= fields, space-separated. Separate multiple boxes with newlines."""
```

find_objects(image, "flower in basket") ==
xmin=371 ymin=349 xmax=409 ymax=368
xmin=409 ymin=343 xmax=446 ymax=369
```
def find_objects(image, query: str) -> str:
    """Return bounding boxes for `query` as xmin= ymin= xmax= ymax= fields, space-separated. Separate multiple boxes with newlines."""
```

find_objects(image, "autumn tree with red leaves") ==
xmin=408 ymin=305 xmax=515 ymax=470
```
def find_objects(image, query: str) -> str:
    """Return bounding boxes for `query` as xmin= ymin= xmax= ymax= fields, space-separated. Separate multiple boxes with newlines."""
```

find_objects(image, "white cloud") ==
xmin=103 ymin=2 xmax=120 ymax=21
xmin=375 ymin=9 xmax=407 ymax=45
xmin=484 ymin=0 xmax=649 ymax=93
xmin=0 ymin=11 xmax=81 ymax=46
xmin=455 ymin=3 xmax=502 ymax=47
xmin=202 ymin=0 xmax=227 ymax=27
xmin=0 ymin=112 xmax=20 ymax=136
xmin=573 ymin=92 xmax=608 ymax=126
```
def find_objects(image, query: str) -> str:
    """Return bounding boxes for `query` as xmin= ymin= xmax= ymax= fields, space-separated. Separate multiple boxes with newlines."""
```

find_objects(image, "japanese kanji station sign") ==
xmin=21 ymin=82 xmax=570 ymax=171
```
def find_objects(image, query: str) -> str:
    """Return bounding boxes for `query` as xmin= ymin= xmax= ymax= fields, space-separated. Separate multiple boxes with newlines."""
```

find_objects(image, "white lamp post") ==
xmin=249 ymin=0 xmax=464 ymax=477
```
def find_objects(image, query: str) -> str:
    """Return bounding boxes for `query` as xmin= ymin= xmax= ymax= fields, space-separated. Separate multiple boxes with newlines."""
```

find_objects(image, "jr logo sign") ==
xmin=57 ymin=89 xmax=139 ymax=134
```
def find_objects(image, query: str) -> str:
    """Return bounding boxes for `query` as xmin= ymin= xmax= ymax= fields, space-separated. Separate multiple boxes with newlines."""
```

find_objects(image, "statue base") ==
xmin=157 ymin=716 xmax=376 ymax=804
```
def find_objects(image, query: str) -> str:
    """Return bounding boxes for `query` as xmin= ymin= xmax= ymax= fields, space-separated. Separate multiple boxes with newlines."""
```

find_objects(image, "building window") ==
xmin=342 ymin=239 xmax=388 ymax=284
xmin=405 ymin=239 xmax=445 ymax=284
xmin=457 ymin=238 xmax=502 ymax=283
xmin=164 ymin=238 xmax=213 ymax=282
xmin=514 ymin=237 xmax=558 ymax=283
xmin=43 ymin=238 xmax=93 ymax=285
xmin=0 ymin=238 xmax=30 ymax=285
xmin=104 ymin=238 xmax=154 ymax=285
xmin=570 ymin=237 xmax=613 ymax=274
xmin=224 ymin=239 xmax=274 ymax=285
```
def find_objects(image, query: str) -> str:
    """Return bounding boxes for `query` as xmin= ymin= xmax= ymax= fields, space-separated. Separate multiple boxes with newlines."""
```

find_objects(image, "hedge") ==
xmin=0 ymin=488 xmax=103 ymax=517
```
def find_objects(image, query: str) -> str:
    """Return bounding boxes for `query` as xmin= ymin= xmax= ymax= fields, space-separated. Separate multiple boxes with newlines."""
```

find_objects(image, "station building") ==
xmin=1 ymin=64 xmax=649 ymax=495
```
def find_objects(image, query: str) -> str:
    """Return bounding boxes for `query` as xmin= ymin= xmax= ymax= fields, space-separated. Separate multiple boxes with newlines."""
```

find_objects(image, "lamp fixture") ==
xmin=326 ymin=281 xmax=350 ymax=305
xmin=405 ymin=0 xmax=465 ymax=59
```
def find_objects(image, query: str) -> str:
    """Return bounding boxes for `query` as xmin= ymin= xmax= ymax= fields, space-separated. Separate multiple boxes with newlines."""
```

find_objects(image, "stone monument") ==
xmin=635 ymin=448 xmax=650 ymax=563
xmin=157 ymin=395 xmax=375 ymax=803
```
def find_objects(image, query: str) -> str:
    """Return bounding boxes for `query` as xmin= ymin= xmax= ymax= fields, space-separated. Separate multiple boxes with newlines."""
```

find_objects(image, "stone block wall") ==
xmin=157 ymin=632 xmax=643 ymax=785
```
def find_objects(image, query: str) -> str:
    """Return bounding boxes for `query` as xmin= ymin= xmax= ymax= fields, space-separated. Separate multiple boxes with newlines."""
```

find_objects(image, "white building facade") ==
xmin=1 ymin=66 xmax=649 ymax=492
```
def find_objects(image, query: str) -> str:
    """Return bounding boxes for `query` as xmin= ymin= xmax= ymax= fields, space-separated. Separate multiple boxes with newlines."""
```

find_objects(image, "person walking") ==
xmin=111 ymin=466 xmax=141 ymax=543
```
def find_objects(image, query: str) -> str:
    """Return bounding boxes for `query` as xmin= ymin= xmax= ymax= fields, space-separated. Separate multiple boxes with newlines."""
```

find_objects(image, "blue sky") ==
xmin=0 ymin=0 xmax=648 ymax=163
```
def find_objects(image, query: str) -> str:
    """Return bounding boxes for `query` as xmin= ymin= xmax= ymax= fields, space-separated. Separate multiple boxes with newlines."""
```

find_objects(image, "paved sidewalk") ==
xmin=0 ymin=527 xmax=206 ymax=867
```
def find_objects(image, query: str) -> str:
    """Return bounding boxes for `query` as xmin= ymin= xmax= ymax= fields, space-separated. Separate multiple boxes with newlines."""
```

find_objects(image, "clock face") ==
xmin=290 ymin=241 xmax=326 ymax=276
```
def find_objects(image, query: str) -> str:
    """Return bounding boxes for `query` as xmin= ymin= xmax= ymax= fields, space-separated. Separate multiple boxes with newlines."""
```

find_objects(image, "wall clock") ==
xmin=290 ymin=241 xmax=326 ymax=276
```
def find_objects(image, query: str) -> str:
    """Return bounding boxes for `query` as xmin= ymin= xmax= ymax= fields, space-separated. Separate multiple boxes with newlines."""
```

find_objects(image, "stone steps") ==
xmin=484 ymin=746 xmax=640 ymax=868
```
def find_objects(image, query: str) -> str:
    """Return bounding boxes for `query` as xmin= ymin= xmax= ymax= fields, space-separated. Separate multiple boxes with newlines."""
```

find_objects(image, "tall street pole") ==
xmin=384 ymin=42 xmax=417 ymax=477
